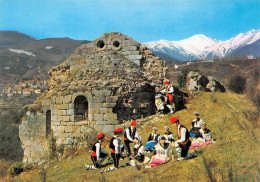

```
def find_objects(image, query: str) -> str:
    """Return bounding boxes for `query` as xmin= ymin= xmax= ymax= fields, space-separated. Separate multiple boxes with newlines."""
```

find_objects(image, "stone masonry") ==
xmin=187 ymin=71 xmax=226 ymax=94
xmin=19 ymin=32 xmax=167 ymax=163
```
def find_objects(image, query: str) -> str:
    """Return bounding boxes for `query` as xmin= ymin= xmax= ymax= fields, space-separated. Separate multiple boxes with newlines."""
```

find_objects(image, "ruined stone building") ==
xmin=19 ymin=32 xmax=167 ymax=163
xmin=186 ymin=71 xmax=226 ymax=93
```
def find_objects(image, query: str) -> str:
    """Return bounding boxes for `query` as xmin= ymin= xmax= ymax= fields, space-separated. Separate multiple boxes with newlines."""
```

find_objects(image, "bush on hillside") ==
xmin=228 ymin=75 xmax=246 ymax=94
xmin=7 ymin=162 xmax=24 ymax=176
xmin=0 ymin=118 xmax=24 ymax=161
xmin=177 ymin=75 xmax=186 ymax=88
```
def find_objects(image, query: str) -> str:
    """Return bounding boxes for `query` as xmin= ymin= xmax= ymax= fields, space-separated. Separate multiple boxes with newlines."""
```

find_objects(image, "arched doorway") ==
xmin=46 ymin=110 xmax=51 ymax=137
xmin=74 ymin=95 xmax=88 ymax=121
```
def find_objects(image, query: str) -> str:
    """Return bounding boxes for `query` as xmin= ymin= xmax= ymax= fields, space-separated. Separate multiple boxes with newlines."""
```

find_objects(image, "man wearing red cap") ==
xmin=101 ymin=128 xmax=123 ymax=173
xmin=85 ymin=133 xmax=108 ymax=170
xmin=161 ymin=80 xmax=175 ymax=114
xmin=170 ymin=117 xmax=191 ymax=160
xmin=124 ymin=120 xmax=141 ymax=157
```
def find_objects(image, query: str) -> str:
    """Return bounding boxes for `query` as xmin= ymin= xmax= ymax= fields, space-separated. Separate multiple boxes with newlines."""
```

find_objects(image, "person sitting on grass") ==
xmin=132 ymin=138 xmax=145 ymax=163
xmin=191 ymin=122 xmax=214 ymax=148
xmin=190 ymin=112 xmax=204 ymax=138
xmin=124 ymin=120 xmax=141 ymax=157
xmin=145 ymin=127 xmax=160 ymax=152
xmin=145 ymin=136 xmax=173 ymax=168
xmin=85 ymin=133 xmax=108 ymax=170
xmin=160 ymin=126 xmax=175 ymax=144
xmin=123 ymin=138 xmax=146 ymax=168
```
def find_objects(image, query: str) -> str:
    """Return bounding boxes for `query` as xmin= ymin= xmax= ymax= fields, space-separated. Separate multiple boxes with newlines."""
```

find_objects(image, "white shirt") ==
xmin=113 ymin=136 xmax=120 ymax=154
xmin=177 ymin=124 xmax=187 ymax=143
xmin=125 ymin=127 xmax=140 ymax=141
xmin=199 ymin=128 xmax=212 ymax=141
xmin=154 ymin=143 xmax=173 ymax=160
xmin=134 ymin=144 xmax=145 ymax=156
xmin=192 ymin=118 xmax=203 ymax=128
xmin=162 ymin=132 xmax=175 ymax=143
xmin=161 ymin=85 xmax=174 ymax=94
xmin=95 ymin=142 xmax=101 ymax=160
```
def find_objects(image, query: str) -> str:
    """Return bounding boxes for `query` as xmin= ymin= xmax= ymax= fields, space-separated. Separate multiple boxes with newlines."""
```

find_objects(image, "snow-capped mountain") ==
xmin=144 ymin=29 xmax=260 ymax=61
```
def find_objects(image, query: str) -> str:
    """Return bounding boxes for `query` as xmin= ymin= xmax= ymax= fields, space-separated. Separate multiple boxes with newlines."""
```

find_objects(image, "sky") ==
xmin=0 ymin=0 xmax=259 ymax=42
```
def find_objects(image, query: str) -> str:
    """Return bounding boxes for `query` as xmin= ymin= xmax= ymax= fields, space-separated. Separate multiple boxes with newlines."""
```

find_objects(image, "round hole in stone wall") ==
xmin=97 ymin=40 xmax=105 ymax=48
xmin=113 ymin=41 xmax=120 ymax=48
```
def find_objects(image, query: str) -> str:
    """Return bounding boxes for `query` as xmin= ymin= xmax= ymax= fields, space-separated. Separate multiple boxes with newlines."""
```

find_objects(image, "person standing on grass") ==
xmin=85 ymin=133 xmax=108 ymax=170
xmin=101 ymin=128 xmax=123 ymax=173
xmin=170 ymin=117 xmax=191 ymax=160
xmin=124 ymin=120 xmax=141 ymax=157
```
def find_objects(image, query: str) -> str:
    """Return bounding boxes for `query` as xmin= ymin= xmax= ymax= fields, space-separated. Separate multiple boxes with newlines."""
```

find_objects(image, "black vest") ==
xmin=124 ymin=127 xmax=136 ymax=140
xmin=92 ymin=141 xmax=101 ymax=152
xmin=178 ymin=125 xmax=190 ymax=140
xmin=148 ymin=133 xmax=160 ymax=142
xmin=109 ymin=137 xmax=116 ymax=150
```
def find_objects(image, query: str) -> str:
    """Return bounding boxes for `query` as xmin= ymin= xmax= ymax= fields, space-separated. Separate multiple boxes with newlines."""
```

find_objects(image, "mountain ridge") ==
xmin=0 ymin=31 xmax=90 ymax=91
xmin=144 ymin=29 xmax=260 ymax=61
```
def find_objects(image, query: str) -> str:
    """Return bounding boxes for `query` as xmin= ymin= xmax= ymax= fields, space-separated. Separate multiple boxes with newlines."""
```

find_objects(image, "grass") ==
xmin=2 ymin=92 xmax=259 ymax=182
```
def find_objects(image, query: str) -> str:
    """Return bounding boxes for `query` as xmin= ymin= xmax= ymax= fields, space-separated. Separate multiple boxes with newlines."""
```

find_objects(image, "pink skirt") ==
xmin=190 ymin=140 xmax=213 ymax=149
xmin=149 ymin=158 xmax=167 ymax=167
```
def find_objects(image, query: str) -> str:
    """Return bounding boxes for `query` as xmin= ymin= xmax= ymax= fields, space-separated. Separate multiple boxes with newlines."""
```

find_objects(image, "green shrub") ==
xmin=177 ymin=75 xmax=186 ymax=88
xmin=7 ymin=162 xmax=24 ymax=175
xmin=228 ymin=75 xmax=246 ymax=94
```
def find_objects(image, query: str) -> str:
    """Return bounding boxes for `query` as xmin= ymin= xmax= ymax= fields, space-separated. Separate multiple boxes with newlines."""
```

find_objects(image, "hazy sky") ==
xmin=0 ymin=0 xmax=259 ymax=42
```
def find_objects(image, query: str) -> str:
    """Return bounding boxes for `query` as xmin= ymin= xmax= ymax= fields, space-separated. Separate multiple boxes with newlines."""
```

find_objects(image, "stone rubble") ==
xmin=186 ymin=71 xmax=225 ymax=93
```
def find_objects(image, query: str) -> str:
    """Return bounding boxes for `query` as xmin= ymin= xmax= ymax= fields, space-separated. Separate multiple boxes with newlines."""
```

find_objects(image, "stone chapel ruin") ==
xmin=19 ymin=32 xmax=167 ymax=163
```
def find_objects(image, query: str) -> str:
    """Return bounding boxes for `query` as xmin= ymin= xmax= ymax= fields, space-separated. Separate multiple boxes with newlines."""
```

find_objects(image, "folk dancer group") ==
xmin=85 ymin=113 xmax=213 ymax=173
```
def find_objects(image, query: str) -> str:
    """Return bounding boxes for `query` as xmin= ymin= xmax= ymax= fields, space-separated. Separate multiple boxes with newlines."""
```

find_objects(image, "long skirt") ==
xmin=149 ymin=158 xmax=167 ymax=167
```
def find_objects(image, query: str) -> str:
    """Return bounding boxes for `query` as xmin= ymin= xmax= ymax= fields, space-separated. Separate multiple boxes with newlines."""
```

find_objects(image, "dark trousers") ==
xmin=180 ymin=140 xmax=191 ymax=157
xmin=135 ymin=155 xmax=145 ymax=163
xmin=91 ymin=152 xmax=108 ymax=168
xmin=124 ymin=140 xmax=133 ymax=155
xmin=111 ymin=152 xmax=120 ymax=168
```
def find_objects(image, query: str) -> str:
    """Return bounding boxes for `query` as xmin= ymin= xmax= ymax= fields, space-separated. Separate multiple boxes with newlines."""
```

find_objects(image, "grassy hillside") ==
xmin=3 ymin=92 xmax=260 ymax=182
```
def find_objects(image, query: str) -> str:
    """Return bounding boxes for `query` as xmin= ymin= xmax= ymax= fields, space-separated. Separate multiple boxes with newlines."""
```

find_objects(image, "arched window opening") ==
xmin=74 ymin=95 xmax=88 ymax=121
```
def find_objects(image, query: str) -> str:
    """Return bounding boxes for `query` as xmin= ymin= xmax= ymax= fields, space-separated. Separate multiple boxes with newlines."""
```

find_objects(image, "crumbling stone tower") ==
xmin=19 ymin=32 xmax=167 ymax=163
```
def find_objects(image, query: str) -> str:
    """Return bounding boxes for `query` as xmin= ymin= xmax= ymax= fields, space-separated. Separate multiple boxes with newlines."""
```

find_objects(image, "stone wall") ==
xmin=19 ymin=113 xmax=48 ymax=163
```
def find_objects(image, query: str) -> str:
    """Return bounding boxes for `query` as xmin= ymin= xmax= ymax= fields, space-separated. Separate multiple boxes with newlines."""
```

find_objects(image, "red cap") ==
xmin=170 ymin=117 xmax=179 ymax=124
xmin=131 ymin=120 xmax=137 ymax=125
xmin=114 ymin=128 xmax=123 ymax=133
xmin=164 ymin=81 xmax=170 ymax=84
xmin=97 ymin=133 xmax=105 ymax=139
